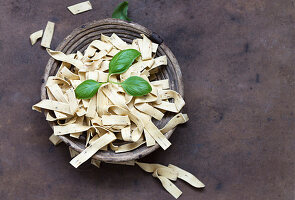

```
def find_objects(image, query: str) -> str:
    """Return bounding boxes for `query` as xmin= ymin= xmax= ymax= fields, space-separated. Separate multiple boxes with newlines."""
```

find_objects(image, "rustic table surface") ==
xmin=0 ymin=0 xmax=294 ymax=200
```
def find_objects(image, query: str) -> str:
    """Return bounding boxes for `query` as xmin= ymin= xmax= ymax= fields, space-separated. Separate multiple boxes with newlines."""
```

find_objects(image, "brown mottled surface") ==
xmin=0 ymin=0 xmax=294 ymax=199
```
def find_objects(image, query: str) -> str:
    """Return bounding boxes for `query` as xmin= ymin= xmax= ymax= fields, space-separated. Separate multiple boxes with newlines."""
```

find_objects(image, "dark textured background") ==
xmin=0 ymin=0 xmax=294 ymax=199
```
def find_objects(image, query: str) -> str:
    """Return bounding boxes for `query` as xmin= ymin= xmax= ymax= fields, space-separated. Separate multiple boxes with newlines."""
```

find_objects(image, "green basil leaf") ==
xmin=109 ymin=49 xmax=141 ymax=75
xmin=74 ymin=80 xmax=102 ymax=99
xmin=112 ymin=1 xmax=131 ymax=22
xmin=121 ymin=76 xmax=152 ymax=96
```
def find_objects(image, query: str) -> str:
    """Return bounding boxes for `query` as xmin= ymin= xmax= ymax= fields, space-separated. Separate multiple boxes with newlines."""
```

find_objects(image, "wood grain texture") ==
xmin=41 ymin=18 xmax=184 ymax=162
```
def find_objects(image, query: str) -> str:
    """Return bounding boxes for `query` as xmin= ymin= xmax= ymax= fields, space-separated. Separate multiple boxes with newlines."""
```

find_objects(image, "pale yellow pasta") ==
xmin=47 ymin=49 xmax=84 ymax=70
xmin=70 ymin=132 xmax=116 ymax=168
xmin=109 ymin=33 xmax=130 ymax=50
xmin=115 ymin=139 xmax=145 ymax=153
xmin=86 ymin=95 xmax=97 ymax=118
xmin=30 ymin=30 xmax=43 ymax=45
xmin=33 ymin=99 xmax=72 ymax=115
xmin=41 ymin=21 xmax=54 ymax=48
xmin=151 ymin=55 xmax=167 ymax=70
xmin=160 ymin=113 xmax=188 ymax=134
xmin=101 ymin=115 xmax=130 ymax=126
xmin=140 ymin=34 xmax=152 ymax=60
xmin=67 ymin=1 xmax=92 ymax=15
xmin=53 ymin=124 xmax=90 ymax=135
xmin=91 ymin=158 xmax=101 ymax=168
xmin=47 ymin=84 xmax=68 ymax=103
xmin=136 ymin=162 xmax=204 ymax=199
xmin=69 ymin=147 xmax=80 ymax=158
xmin=143 ymin=129 xmax=156 ymax=147
xmin=49 ymin=134 xmax=62 ymax=145
xmin=168 ymin=164 xmax=205 ymax=188
xmin=66 ymin=88 xmax=79 ymax=114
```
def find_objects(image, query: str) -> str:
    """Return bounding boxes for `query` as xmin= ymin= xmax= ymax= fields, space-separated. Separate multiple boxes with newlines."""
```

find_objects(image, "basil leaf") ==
xmin=74 ymin=80 xmax=102 ymax=99
xmin=112 ymin=1 xmax=131 ymax=22
xmin=109 ymin=49 xmax=141 ymax=75
xmin=121 ymin=76 xmax=152 ymax=96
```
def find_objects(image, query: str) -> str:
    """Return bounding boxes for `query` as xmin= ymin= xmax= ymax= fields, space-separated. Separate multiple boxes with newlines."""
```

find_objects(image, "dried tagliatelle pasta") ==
xmin=136 ymin=162 xmax=205 ymax=198
xmin=67 ymin=1 xmax=92 ymax=15
xmin=41 ymin=21 xmax=55 ymax=48
xmin=30 ymin=30 xmax=43 ymax=45
xmin=33 ymin=33 xmax=203 ymax=198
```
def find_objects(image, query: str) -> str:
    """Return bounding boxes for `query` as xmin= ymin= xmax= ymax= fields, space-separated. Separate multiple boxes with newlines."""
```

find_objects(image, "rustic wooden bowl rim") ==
xmin=41 ymin=18 xmax=184 ymax=162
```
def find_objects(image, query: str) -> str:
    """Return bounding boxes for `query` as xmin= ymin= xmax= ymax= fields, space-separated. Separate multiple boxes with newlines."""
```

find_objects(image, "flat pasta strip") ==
xmin=133 ymin=38 xmax=158 ymax=53
xmin=151 ymin=79 xmax=170 ymax=89
xmin=47 ymin=49 xmax=84 ymax=70
xmin=69 ymin=147 xmax=80 ymax=158
xmin=135 ymin=103 xmax=164 ymax=120
xmin=46 ymin=76 xmax=70 ymax=87
xmin=46 ymin=88 xmax=70 ymax=119
xmin=76 ymin=107 xmax=86 ymax=116
xmin=70 ymin=132 xmax=116 ymax=168
xmin=168 ymin=164 xmax=205 ymax=188
xmin=60 ymin=67 xmax=80 ymax=80
xmin=144 ymin=129 xmax=156 ymax=147
xmin=91 ymin=51 xmax=108 ymax=61
xmin=143 ymin=119 xmax=171 ymax=150
xmin=41 ymin=21 xmax=55 ymax=48
xmin=97 ymin=89 xmax=109 ymax=116
xmin=66 ymin=88 xmax=79 ymax=114
xmin=100 ymin=60 xmax=110 ymax=71
xmin=102 ymin=84 xmax=128 ymax=109
xmin=121 ymin=126 xmax=132 ymax=141
xmin=46 ymin=112 xmax=57 ymax=121
xmin=107 ymin=48 xmax=120 ymax=57
xmin=153 ymin=173 xmax=182 ymax=199
xmin=135 ymin=162 xmax=166 ymax=172
xmin=151 ymin=56 xmax=167 ymax=70
xmin=47 ymin=84 xmax=68 ymax=103
xmin=30 ymin=30 xmax=43 ymax=45
xmin=49 ymin=134 xmax=62 ymax=145
xmin=100 ymin=33 xmax=111 ymax=43
xmin=89 ymin=40 xmax=113 ymax=52
xmin=91 ymin=158 xmax=101 ymax=168
xmin=115 ymin=139 xmax=145 ymax=153
xmin=153 ymin=167 xmax=178 ymax=181
xmin=121 ymin=60 xmax=154 ymax=81
xmin=32 ymin=99 xmax=72 ymax=115
xmin=67 ymin=1 xmax=92 ymax=15
xmin=86 ymin=95 xmax=97 ymax=118
xmin=153 ymin=101 xmax=178 ymax=113
xmin=57 ymin=116 xmax=77 ymax=126
xmin=107 ymin=105 xmax=144 ymax=135
xmin=53 ymin=124 xmax=90 ymax=135
xmin=161 ymin=113 xmax=189 ymax=134
xmin=160 ymin=90 xmax=185 ymax=111
xmin=101 ymin=115 xmax=130 ymax=126
xmin=140 ymin=34 xmax=152 ymax=60
xmin=109 ymin=33 xmax=130 ymax=50
xmin=70 ymin=132 xmax=82 ymax=139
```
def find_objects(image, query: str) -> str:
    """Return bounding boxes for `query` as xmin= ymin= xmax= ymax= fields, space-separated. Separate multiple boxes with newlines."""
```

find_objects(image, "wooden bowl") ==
xmin=41 ymin=18 xmax=184 ymax=162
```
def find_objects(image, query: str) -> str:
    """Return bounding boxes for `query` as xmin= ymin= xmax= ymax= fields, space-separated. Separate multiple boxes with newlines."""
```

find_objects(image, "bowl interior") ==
xmin=41 ymin=18 xmax=183 ymax=162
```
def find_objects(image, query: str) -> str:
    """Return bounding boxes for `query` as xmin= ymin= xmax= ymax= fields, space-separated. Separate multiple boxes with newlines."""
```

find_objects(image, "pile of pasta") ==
xmin=33 ymin=33 xmax=204 ymax=198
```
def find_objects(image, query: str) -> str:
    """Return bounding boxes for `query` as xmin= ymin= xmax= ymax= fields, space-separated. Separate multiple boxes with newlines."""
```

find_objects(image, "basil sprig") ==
xmin=74 ymin=49 xmax=152 ymax=99
xmin=112 ymin=1 xmax=131 ymax=22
